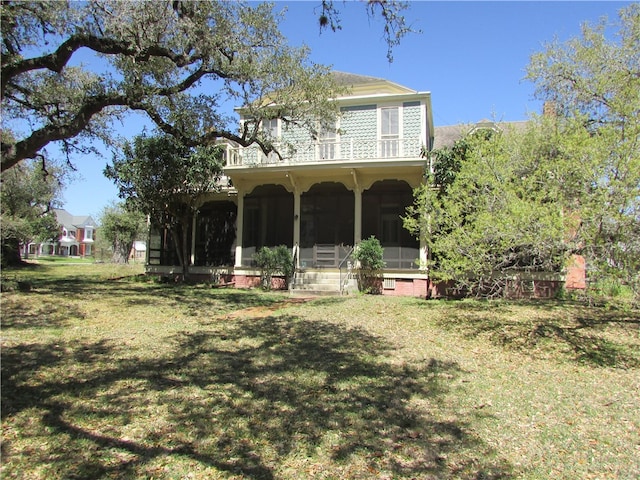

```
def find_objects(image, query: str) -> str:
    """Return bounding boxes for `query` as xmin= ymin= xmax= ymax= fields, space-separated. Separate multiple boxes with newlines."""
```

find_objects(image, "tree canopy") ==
xmin=98 ymin=201 xmax=146 ymax=264
xmin=405 ymin=123 xmax=580 ymax=297
xmin=1 ymin=158 xmax=62 ymax=266
xmin=1 ymin=0 xmax=415 ymax=173
xmin=526 ymin=3 xmax=640 ymax=293
xmin=406 ymin=4 xmax=639 ymax=299
xmin=105 ymin=133 xmax=224 ymax=277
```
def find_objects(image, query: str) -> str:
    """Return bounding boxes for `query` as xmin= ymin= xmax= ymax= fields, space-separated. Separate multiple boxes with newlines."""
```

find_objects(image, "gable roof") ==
xmin=331 ymin=71 xmax=386 ymax=86
xmin=331 ymin=71 xmax=417 ymax=96
xmin=54 ymin=209 xmax=98 ymax=229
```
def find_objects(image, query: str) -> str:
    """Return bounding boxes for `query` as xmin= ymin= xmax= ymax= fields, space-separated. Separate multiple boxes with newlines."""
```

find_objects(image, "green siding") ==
xmin=282 ymin=121 xmax=316 ymax=162
xmin=403 ymin=102 xmax=421 ymax=138
xmin=340 ymin=105 xmax=377 ymax=158
xmin=403 ymin=103 xmax=422 ymax=156
xmin=340 ymin=105 xmax=377 ymax=140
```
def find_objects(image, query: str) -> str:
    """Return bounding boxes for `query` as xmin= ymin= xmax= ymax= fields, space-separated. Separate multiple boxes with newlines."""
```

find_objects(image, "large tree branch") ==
xmin=1 ymin=62 xmax=235 ymax=171
xmin=1 ymin=93 xmax=129 ymax=172
xmin=1 ymin=32 xmax=202 ymax=100
xmin=132 ymin=100 xmax=274 ymax=157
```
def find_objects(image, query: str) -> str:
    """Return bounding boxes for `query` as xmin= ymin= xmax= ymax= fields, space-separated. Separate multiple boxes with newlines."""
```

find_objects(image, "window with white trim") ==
xmin=380 ymin=106 xmax=399 ymax=157
xmin=262 ymin=118 xmax=278 ymax=139
xmin=318 ymin=125 xmax=337 ymax=160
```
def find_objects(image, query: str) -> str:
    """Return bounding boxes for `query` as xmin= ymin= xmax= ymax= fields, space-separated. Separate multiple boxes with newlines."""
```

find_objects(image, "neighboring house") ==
xmin=148 ymin=72 xmax=434 ymax=295
xmin=130 ymin=241 xmax=147 ymax=262
xmin=26 ymin=209 xmax=97 ymax=258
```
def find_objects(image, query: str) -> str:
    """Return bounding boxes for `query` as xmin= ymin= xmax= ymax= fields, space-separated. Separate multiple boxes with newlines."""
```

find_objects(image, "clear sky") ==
xmin=59 ymin=0 xmax=631 ymax=220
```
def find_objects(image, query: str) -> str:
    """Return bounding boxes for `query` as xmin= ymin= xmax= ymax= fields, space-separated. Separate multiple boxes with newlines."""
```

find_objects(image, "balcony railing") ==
xmin=225 ymin=138 xmax=423 ymax=167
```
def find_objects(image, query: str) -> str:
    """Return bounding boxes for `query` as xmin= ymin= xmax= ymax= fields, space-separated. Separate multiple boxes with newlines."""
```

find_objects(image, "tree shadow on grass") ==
xmin=436 ymin=301 xmax=640 ymax=368
xmin=1 ymin=314 xmax=513 ymax=479
xmin=0 ymin=295 xmax=86 ymax=330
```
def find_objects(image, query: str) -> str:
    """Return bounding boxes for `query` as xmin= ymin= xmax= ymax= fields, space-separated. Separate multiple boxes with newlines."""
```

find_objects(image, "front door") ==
xmin=300 ymin=182 xmax=354 ymax=267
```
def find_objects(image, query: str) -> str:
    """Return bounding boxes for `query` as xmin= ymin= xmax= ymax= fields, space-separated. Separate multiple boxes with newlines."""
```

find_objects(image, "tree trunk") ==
xmin=169 ymin=225 xmax=189 ymax=282
xmin=111 ymin=238 xmax=130 ymax=264
xmin=181 ymin=215 xmax=192 ymax=282
xmin=1 ymin=238 xmax=25 ymax=267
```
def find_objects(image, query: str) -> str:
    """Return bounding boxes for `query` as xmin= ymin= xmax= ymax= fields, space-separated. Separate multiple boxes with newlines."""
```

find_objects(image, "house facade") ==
xmin=147 ymin=72 xmax=434 ymax=296
xmin=26 ymin=209 xmax=97 ymax=258
xmin=146 ymin=72 xmax=586 ymax=297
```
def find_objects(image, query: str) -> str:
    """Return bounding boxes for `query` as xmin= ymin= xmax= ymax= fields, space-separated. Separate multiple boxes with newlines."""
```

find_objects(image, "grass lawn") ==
xmin=27 ymin=255 xmax=97 ymax=264
xmin=1 ymin=263 xmax=639 ymax=479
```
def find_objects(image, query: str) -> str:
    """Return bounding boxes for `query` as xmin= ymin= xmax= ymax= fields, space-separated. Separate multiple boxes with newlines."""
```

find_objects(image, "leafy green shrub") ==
xmin=253 ymin=245 xmax=294 ymax=290
xmin=353 ymin=236 xmax=385 ymax=294
xmin=588 ymin=277 xmax=638 ymax=310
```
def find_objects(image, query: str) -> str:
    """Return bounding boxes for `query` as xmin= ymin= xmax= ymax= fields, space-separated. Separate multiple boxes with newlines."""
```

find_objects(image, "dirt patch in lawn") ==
xmin=223 ymin=296 xmax=315 ymax=319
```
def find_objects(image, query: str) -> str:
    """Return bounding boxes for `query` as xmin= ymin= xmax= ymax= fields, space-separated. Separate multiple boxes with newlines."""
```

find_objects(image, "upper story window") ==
xmin=84 ymin=227 xmax=94 ymax=241
xmin=380 ymin=106 xmax=399 ymax=157
xmin=262 ymin=118 xmax=279 ymax=139
xmin=318 ymin=126 xmax=337 ymax=160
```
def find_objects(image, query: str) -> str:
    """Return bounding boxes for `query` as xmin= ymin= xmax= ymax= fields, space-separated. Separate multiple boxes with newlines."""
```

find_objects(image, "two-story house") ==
xmin=147 ymin=72 xmax=434 ymax=296
xmin=27 ymin=209 xmax=97 ymax=258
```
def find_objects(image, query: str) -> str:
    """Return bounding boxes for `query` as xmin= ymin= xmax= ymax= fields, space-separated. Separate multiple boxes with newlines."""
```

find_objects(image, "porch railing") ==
xmin=383 ymin=246 xmax=420 ymax=269
xmin=338 ymin=246 xmax=355 ymax=295
xmin=224 ymin=138 xmax=422 ymax=167
xmin=240 ymin=245 xmax=419 ymax=269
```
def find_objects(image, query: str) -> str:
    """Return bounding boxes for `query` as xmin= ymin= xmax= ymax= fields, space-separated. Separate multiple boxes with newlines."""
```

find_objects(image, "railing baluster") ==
xmin=226 ymin=138 xmax=421 ymax=167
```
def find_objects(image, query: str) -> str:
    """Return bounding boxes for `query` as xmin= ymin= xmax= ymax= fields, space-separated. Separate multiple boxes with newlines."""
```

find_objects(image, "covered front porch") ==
xmin=146 ymin=166 xmax=430 ymax=296
xmin=232 ymin=166 xmax=427 ymax=271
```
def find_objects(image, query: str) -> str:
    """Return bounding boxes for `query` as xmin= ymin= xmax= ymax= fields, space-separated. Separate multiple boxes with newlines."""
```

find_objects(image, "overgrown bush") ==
xmin=253 ymin=245 xmax=294 ymax=290
xmin=587 ymin=277 xmax=639 ymax=310
xmin=353 ymin=236 xmax=385 ymax=294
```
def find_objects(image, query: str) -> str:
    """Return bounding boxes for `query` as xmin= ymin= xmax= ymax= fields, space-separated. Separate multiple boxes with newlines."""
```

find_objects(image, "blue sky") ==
xmin=59 ymin=1 xmax=631 ymax=219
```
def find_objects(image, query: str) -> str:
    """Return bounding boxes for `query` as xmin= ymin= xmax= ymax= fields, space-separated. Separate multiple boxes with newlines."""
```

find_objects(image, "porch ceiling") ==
xmin=226 ymin=161 xmax=426 ymax=194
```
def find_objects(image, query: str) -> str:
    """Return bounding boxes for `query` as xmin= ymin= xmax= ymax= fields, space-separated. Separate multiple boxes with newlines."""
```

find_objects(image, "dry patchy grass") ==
xmin=1 ymin=264 xmax=639 ymax=479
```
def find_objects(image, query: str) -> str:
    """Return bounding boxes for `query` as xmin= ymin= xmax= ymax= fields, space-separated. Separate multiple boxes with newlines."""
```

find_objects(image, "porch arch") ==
xmin=362 ymin=179 xmax=419 ymax=269
xmin=242 ymin=184 xmax=294 ymax=266
xmin=299 ymin=182 xmax=354 ymax=267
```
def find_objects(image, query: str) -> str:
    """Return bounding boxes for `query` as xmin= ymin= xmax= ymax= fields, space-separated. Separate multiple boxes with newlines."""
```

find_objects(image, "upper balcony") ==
xmin=224 ymin=137 xmax=424 ymax=168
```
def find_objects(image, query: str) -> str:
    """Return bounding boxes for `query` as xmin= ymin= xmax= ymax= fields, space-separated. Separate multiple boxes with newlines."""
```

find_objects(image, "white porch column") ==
xmin=293 ymin=188 xmax=301 ymax=268
xmin=420 ymin=237 xmax=428 ymax=271
xmin=190 ymin=212 xmax=197 ymax=266
xmin=354 ymin=187 xmax=362 ymax=245
xmin=420 ymin=209 xmax=429 ymax=271
xmin=235 ymin=190 xmax=245 ymax=267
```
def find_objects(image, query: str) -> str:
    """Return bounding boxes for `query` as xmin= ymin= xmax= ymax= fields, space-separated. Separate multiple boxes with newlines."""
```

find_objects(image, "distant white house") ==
xmin=130 ymin=240 xmax=147 ymax=262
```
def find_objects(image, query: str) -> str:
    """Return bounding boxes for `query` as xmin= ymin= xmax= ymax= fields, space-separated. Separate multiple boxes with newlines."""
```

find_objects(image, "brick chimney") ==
xmin=543 ymin=101 xmax=557 ymax=117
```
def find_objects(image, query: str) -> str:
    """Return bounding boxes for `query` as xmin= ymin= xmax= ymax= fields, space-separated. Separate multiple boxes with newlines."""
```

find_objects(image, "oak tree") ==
xmin=1 ymin=0 xmax=413 ymax=172
xmin=405 ymin=123 xmax=580 ymax=297
xmin=1 ymin=158 xmax=62 ymax=266
xmin=98 ymin=201 xmax=146 ymax=264
xmin=526 ymin=3 xmax=640 ymax=295
xmin=105 ymin=133 xmax=223 ymax=279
